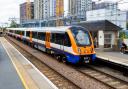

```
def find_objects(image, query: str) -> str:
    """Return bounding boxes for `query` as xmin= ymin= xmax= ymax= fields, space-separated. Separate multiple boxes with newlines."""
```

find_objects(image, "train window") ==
xmin=70 ymin=27 xmax=91 ymax=46
xmin=57 ymin=33 xmax=65 ymax=45
xmin=14 ymin=31 xmax=16 ymax=34
xmin=51 ymin=33 xmax=71 ymax=47
xmin=22 ymin=31 xmax=25 ymax=36
xmin=51 ymin=33 xmax=63 ymax=44
xmin=26 ymin=31 xmax=30 ymax=37
xmin=33 ymin=32 xmax=38 ymax=39
xmin=50 ymin=33 xmax=56 ymax=43
xmin=15 ymin=30 xmax=17 ymax=34
xmin=9 ymin=30 xmax=13 ymax=33
xmin=38 ymin=32 xmax=46 ymax=41
xmin=15 ymin=30 xmax=21 ymax=35
xmin=64 ymin=33 xmax=71 ymax=47
xmin=56 ymin=33 xmax=64 ymax=45
xmin=13 ymin=30 xmax=16 ymax=33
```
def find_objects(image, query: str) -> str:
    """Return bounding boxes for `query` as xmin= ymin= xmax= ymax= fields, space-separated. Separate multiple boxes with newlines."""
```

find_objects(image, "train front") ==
xmin=68 ymin=26 xmax=96 ymax=64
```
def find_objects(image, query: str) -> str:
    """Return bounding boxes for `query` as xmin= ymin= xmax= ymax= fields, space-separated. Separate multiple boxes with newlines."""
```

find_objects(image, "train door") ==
xmin=20 ymin=31 xmax=23 ymax=40
xmin=29 ymin=31 xmax=33 ymax=43
xmin=45 ymin=32 xmax=51 ymax=48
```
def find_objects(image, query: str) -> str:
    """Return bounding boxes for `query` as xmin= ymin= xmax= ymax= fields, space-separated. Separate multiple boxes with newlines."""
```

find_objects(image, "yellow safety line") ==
xmin=1 ymin=40 xmax=29 ymax=89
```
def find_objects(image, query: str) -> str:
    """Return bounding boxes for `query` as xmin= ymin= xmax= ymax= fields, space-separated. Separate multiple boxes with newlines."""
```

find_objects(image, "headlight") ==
xmin=91 ymin=48 xmax=94 ymax=53
xmin=84 ymin=50 xmax=87 ymax=53
xmin=78 ymin=48 xmax=81 ymax=54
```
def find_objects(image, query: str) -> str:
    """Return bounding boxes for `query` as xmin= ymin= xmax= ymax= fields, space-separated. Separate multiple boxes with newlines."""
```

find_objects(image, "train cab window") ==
xmin=32 ymin=32 xmax=38 ymax=39
xmin=38 ymin=32 xmax=46 ymax=41
xmin=70 ymin=27 xmax=91 ymax=46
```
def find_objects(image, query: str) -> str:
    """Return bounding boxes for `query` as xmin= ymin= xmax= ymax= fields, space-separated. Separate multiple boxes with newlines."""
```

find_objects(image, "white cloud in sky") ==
xmin=0 ymin=0 xmax=24 ymax=24
xmin=0 ymin=0 xmax=128 ymax=26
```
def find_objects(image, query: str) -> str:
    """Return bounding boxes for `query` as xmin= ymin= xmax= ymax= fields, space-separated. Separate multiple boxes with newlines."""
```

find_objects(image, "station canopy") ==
xmin=76 ymin=20 xmax=122 ymax=31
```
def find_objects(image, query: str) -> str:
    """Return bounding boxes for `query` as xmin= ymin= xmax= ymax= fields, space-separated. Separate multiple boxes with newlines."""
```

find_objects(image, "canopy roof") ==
xmin=76 ymin=20 xmax=122 ymax=31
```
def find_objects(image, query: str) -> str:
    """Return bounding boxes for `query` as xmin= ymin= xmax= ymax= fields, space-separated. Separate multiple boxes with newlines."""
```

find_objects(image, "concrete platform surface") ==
xmin=0 ymin=37 xmax=58 ymax=89
xmin=96 ymin=51 xmax=128 ymax=67
xmin=0 ymin=41 xmax=24 ymax=89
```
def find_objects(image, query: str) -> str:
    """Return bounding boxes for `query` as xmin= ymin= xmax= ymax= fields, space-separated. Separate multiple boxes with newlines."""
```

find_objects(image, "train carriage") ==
xmin=7 ymin=26 xmax=96 ymax=64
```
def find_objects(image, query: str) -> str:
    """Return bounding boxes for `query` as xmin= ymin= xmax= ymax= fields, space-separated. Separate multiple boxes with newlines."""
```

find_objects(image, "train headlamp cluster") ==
xmin=78 ymin=48 xmax=81 ymax=54
xmin=78 ymin=47 xmax=94 ymax=54
xmin=91 ymin=48 xmax=94 ymax=53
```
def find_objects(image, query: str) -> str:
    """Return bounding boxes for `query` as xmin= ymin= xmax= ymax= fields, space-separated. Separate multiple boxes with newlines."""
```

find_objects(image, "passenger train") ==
xmin=7 ymin=26 xmax=96 ymax=64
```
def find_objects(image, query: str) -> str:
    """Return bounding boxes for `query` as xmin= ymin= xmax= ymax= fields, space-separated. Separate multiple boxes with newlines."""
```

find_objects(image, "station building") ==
xmin=77 ymin=20 xmax=122 ymax=51
xmin=83 ymin=3 xmax=127 ymax=51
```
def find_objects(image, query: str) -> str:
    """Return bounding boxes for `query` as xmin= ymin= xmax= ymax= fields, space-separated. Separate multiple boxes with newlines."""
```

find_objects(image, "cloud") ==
xmin=0 ymin=0 xmax=128 ymax=26
xmin=0 ymin=0 xmax=26 ymax=24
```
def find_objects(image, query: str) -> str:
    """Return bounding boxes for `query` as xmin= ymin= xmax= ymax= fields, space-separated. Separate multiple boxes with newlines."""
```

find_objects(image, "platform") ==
xmin=0 ymin=40 xmax=24 ymax=89
xmin=96 ymin=51 xmax=128 ymax=67
xmin=0 ymin=37 xmax=58 ymax=89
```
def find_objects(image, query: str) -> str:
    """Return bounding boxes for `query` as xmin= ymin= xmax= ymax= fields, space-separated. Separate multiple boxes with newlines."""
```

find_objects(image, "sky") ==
xmin=0 ymin=0 xmax=128 ymax=26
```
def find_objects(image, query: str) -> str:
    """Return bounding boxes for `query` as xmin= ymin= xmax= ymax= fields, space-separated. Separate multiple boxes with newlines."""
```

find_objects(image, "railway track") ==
xmin=6 ymin=36 xmax=128 ymax=89
xmin=19 ymin=49 xmax=80 ymax=89
xmin=6 ymin=37 xmax=80 ymax=89
xmin=76 ymin=65 xmax=128 ymax=89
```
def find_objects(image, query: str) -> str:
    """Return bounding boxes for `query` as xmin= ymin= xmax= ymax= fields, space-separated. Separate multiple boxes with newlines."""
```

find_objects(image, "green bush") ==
xmin=119 ymin=31 xmax=128 ymax=39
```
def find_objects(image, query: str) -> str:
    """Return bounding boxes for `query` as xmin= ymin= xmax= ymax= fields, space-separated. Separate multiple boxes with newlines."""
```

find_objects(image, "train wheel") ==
xmin=89 ymin=60 xmax=95 ymax=65
xmin=55 ymin=55 xmax=61 ymax=62
xmin=50 ymin=51 xmax=54 ymax=56
xmin=62 ymin=57 xmax=66 ymax=63
xmin=62 ymin=56 xmax=70 ymax=65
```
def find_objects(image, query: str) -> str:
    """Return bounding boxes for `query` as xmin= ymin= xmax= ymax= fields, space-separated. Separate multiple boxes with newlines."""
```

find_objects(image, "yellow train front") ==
xmin=7 ymin=26 xmax=96 ymax=64
xmin=60 ymin=26 xmax=96 ymax=64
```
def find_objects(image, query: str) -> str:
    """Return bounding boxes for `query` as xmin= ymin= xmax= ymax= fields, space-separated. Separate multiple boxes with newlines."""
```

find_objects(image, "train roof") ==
xmin=7 ymin=26 xmax=72 ymax=32
xmin=6 ymin=26 xmax=87 ymax=33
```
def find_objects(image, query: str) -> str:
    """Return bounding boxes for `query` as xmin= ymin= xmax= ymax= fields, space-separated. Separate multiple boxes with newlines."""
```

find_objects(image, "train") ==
xmin=6 ymin=26 xmax=96 ymax=64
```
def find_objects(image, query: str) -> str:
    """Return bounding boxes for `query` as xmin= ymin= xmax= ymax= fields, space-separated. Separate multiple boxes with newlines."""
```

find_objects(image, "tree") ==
xmin=119 ymin=31 xmax=125 ymax=39
xmin=119 ymin=31 xmax=128 ymax=39
xmin=10 ymin=20 xmax=18 ymax=28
